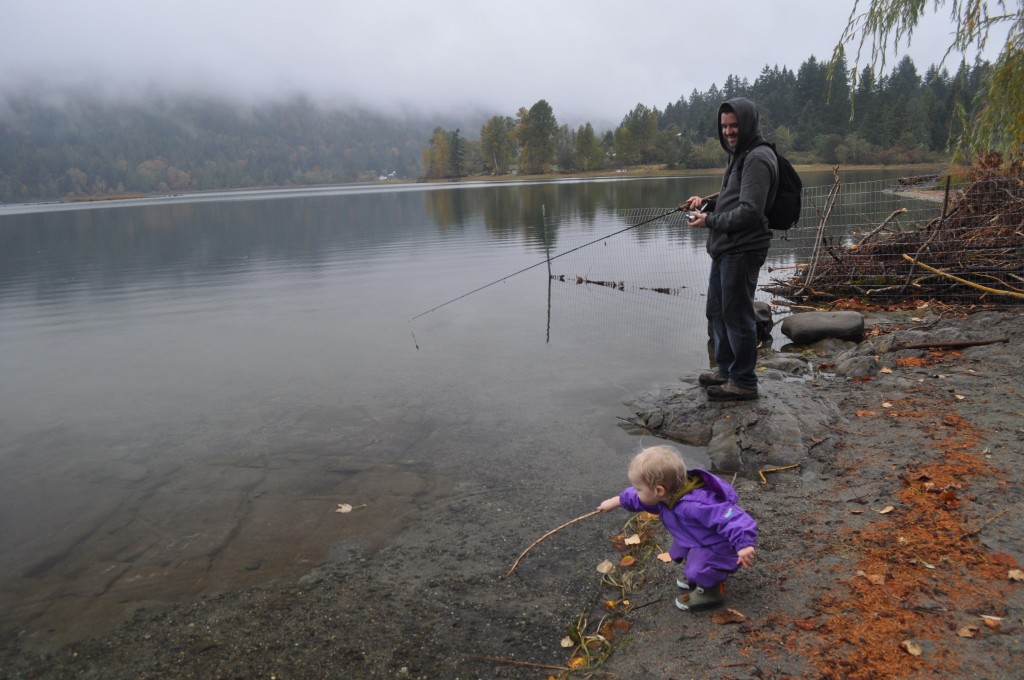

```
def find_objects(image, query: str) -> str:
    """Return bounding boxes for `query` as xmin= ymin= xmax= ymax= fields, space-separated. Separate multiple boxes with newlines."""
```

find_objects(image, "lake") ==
xmin=0 ymin=170 xmax=943 ymax=646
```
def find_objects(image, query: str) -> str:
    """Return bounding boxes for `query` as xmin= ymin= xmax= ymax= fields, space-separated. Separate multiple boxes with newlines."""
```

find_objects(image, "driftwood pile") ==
xmin=766 ymin=162 xmax=1024 ymax=305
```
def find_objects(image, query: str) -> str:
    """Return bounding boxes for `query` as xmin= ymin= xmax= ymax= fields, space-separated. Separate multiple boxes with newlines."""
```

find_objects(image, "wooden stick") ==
xmin=900 ymin=254 xmax=1024 ymax=300
xmin=506 ymin=510 xmax=602 ymax=577
xmin=472 ymin=656 xmax=569 ymax=671
xmin=959 ymin=507 xmax=1012 ymax=540
xmin=897 ymin=338 xmax=1009 ymax=351
xmin=758 ymin=463 xmax=801 ymax=484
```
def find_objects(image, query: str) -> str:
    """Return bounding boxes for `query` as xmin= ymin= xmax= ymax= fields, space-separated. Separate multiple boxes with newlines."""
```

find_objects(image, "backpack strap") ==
xmin=735 ymin=141 xmax=779 ymax=215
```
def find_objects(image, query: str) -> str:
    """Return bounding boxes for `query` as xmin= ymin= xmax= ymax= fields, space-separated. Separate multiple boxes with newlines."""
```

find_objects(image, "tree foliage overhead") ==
xmin=831 ymin=0 xmax=1024 ymax=162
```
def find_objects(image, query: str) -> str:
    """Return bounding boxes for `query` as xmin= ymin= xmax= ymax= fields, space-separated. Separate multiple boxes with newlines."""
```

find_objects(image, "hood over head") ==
xmin=718 ymin=97 xmax=762 ymax=154
xmin=691 ymin=468 xmax=740 ymax=504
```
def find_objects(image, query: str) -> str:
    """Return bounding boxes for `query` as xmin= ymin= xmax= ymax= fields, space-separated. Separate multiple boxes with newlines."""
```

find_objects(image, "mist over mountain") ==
xmin=0 ymin=85 xmax=493 ymax=202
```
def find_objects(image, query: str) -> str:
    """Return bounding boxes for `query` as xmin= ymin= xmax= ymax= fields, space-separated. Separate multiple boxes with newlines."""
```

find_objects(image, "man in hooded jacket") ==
xmin=682 ymin=97 xmax=777 ymax=401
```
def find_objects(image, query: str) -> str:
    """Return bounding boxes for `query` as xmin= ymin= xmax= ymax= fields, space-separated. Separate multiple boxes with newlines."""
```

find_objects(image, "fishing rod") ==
xmin=409 ymin=205 xmax=686 ymax=323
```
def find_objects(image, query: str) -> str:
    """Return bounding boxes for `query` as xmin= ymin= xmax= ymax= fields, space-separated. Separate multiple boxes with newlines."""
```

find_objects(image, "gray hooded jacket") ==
xmin=704 ymin=97 xmax=777 ymax=258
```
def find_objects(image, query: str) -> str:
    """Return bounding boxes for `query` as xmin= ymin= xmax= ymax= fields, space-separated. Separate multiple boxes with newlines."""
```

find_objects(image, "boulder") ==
xmin=781 ymin=311 xmax=864 ymax=344
xmin=621 ymin=363 xmax=842 ymax=477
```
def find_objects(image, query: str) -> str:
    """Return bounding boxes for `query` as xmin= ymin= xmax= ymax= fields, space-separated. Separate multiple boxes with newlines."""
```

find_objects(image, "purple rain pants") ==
xmin=677 ymin=545 xmax=739 ymax=588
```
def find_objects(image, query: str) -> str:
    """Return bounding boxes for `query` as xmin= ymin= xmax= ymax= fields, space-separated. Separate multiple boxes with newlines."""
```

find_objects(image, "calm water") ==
xmin=0 ymin=171 xmax=940 ymax=645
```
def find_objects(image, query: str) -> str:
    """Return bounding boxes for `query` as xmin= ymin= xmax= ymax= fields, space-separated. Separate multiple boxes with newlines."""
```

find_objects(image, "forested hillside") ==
xmin=429 ymin=54 xmax=991 ymax=179
xmin=0 ymin=53 xmax=990 ymax=202
xmin=0 ymin=95 xmax=482 ymax=202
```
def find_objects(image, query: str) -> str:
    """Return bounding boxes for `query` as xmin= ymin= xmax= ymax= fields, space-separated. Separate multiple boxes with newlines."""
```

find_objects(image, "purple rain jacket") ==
xmin=618 ymin=468 xmax=758 ymax=561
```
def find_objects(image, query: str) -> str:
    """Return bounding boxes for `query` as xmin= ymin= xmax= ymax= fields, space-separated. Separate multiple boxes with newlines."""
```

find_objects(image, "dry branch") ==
xmin=506 ymin=510 xmax=602 ymax=577
xmin=894 ymin=337 xmax=1009 ymax=351
xmin=900 ymin=254 xmax=1024 ymax=300
xmin=768 ymin=166 xmax=1024 ymax=306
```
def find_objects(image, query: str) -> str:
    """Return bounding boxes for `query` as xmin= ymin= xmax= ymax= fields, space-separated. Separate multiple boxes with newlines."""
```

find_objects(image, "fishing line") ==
xmin=409 ymin=207 xmax=682 ymax=323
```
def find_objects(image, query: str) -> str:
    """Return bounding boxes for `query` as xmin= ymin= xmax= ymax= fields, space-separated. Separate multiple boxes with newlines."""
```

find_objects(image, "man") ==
xmin=682 ymin=98 xmax=777 ymax=401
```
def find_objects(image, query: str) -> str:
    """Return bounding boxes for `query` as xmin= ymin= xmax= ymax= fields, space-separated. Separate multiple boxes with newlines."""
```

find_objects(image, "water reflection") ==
xmin=0 ymin=170 xmax=942 ymax=649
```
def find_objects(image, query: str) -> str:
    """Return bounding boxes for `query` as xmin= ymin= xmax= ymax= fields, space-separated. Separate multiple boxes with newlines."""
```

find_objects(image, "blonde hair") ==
xmin=628 ymin=445 xmax=688 ymax=495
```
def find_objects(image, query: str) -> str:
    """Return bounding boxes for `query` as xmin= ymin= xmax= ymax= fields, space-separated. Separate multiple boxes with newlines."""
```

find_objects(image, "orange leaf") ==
xmin=568 ymin=656 xmax=587 ymax=670
xmin=980 ymin=615 xmax=1002 ymax=629
xmin=991 ymin=552 xmax=1019 ymax=568
xmin=900 ymin=640 xmax=922 ymax=656
xmin=619 ymin=555 xmax=637 ymax=567
xmin=712 ymin=608 xmax=747 ymax=624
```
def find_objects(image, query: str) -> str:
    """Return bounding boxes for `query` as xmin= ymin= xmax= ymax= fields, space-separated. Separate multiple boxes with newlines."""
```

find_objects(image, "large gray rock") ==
xmin=708 ymin=300 xmax=775 ymax=344
xmin=781 ymin=311 xmax=865 ymax=344
xmin=621 ymin=367 xmax=843 ymax=478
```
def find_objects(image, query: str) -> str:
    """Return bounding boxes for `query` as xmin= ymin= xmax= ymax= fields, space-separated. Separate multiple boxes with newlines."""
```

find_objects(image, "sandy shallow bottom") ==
xmin=3 ymin=308 xmax=1023 ymax=679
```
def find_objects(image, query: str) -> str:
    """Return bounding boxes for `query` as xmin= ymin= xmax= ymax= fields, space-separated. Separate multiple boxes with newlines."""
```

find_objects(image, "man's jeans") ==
xmin=706 ymin=249 xmax=768 ymax=390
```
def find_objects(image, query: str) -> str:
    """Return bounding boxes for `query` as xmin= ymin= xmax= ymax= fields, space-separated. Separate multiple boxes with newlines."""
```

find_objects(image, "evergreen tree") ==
xmin=832 ymin=0 xmax=1024 ymax=162
xmin=479 ymin=115 xmax=517 ymax=175
xmin=574 ymin=123 xmax=605 ymax=171
xmin=517 ymin=100 xmax=558 ymax=175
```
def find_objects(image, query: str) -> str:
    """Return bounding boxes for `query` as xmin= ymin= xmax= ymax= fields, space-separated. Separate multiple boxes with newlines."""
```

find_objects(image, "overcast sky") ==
xmin=3 ymin=0 xmax=1004 ymax=125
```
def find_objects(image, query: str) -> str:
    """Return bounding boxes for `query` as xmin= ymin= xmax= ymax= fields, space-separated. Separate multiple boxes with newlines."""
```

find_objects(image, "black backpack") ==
xmin=739 ymin=141 xmax=802 ymax=230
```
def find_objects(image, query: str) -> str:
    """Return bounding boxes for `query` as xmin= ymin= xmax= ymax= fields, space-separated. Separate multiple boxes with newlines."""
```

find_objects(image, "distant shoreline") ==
xmin=1 ymin=163 xmax=950 ymax=214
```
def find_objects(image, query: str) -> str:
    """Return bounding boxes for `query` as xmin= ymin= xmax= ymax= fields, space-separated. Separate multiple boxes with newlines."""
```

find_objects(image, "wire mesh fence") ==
xmin=764 ymin=170 xmax=1023 ymax=308
xmin=542 ymin=170 xmax=1021 ymax=358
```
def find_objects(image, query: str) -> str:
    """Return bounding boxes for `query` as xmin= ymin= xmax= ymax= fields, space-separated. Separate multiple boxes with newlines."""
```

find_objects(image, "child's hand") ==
xmin=737 ymin=546 xmax=756 ymax=568
xmin=597 ymin=496 xmax=620 ymax=513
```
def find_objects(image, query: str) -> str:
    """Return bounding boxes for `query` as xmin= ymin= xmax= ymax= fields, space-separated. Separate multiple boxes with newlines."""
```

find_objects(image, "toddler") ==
xmin=598 ymin=445 xmax=757 ymax=611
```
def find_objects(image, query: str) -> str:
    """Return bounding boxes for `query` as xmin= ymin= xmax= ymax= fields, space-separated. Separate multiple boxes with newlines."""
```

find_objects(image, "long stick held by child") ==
xmin=505 ymin=510 xmax=602 ymax=577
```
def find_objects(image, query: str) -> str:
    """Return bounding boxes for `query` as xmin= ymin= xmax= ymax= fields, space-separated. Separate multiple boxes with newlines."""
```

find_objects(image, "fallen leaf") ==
xmin=882 ymin=402 xmax=893 ymax=408
xmin=712 ymin=608 xmax=747 ymax=625
xmin=596 ymin=560 xmax=615 ymax=575
xmin=880 ymin=366 xmax=893 ymax=374
xmin=656 ymin=552 xmax=673 ymax=563
xmin=957 ymin=625 xmax=979 ymax=638
xmin=624 ymin=533 xmax=642 ymax=546
xmin=1009 ymin=569 xmax=1024 ymax=582
xmin=856 ymin=409 xmax=878 ymax=418
xmin=990 ymin=552 xmax=1018 ymax=568
xmin=560 ymin=636 xmax=574 ymax=648
xmin=612 ymin=619 xmax=630 ymax=634
xmin=980 ymin=615 xmax=1003 ymax=629
xmin=568 ymin=656 xmax=587 ymax=670
xmin=850 ymin=509 xmax=865 ymax=514
xmin=866 ymin=573 xmax=887 ymax=586
xmin=618 ymin=555 xmax=637 ymax=567
xmin=955 ymin=394 xmax=965 ymax=400
xmin=335 ymin=503 xmax=353 ymax=513
xmin=900 ymin=640 xmax=922 ymax=656
xmin=877 ymin=506 xmax=895 ymax=515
